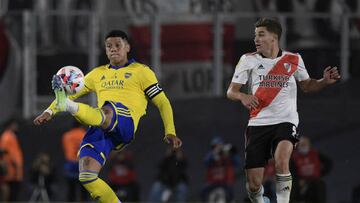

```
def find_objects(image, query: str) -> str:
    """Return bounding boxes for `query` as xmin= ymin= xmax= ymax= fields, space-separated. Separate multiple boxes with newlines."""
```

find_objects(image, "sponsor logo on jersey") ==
xmin=100 ymin=75 xmax=106 ymax=80
xmin=258 ymin=64 xmax=264 ymax=69
xmin=259 ymin=74 xmax=290 ymax=88
xmin=101 ymin=79 xmax=124 ymax=89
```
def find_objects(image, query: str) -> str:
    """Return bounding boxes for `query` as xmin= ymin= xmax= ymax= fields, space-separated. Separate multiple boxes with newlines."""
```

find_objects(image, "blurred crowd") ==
xmin=2 ymin=118 xmax=355 ymax=203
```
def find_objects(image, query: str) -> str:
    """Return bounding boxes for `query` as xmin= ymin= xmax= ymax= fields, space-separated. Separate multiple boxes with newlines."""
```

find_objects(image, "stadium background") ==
xmin=0 ymin=0 xmax=359 ymax=202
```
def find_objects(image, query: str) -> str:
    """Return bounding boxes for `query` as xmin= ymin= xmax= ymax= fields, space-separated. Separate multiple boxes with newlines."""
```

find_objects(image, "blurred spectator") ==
xmin=29 ymin=152 xmax=55 ymax=201
xmin=62 ymin=121 xmax=88 ymax=201
xmin=291 ymin=136 xmax=333 ymax=203
xmin=0 ymin=118 xmax=23 ymax=201
xmin=108 ymin=150 xmax=140 ymax=202
xmin=201 ymin=136 xmax=240 ymax=203
xmin=148 ymin=147 xmax=188 ymax=202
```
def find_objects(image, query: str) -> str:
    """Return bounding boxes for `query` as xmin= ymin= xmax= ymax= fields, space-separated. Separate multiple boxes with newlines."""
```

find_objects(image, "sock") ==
xmin=73 ymin=103 xmax=105 ymax=126
xmin=247 ymin=184 xmax=265 ymax=203
xmin=276 ymin=173 xmax=292 ymax=203
xmin=66 ymin=99 xmax=79 ymax=114
xmin=79 ymin=171 xmax=119 ymax=203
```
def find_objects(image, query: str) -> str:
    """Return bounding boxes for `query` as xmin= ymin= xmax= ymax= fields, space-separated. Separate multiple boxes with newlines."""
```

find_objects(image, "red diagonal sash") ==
xmin=250 ymin=54 xmax=299 ymax=118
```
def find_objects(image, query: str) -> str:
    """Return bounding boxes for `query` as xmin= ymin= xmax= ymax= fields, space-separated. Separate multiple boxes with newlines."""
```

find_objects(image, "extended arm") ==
xmin=33 ymin=85 xmax=90 ymax=125
xmin=152 ymin=92 xmax=182 ymax=149
xmin=298 ymin=66 xmax=341 ymax=93
xmin=226 ymin=82 xmax=259 ymax=110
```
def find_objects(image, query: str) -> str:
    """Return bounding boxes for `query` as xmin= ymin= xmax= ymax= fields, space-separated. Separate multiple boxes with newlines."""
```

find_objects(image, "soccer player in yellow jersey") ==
xmin=33 ymin=30 xmax=182 ymax=203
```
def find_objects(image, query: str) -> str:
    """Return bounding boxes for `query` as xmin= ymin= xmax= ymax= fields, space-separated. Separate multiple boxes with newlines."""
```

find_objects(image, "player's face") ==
xmin=254 ymin=27 xmax=277 ymax=54
xmin=105 ymin=37 xmax=130 ymax=65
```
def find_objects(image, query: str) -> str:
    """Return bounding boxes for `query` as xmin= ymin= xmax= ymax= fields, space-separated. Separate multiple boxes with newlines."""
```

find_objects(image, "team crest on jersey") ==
xmin=284 ymin=63 xmax=291 ymax=73
xmin=124 ymin=72 xmax=132 ymax=78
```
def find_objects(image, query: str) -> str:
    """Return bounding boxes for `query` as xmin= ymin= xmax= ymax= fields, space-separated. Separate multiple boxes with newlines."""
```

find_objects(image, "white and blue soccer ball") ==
xmin=56 ymin=65 xmax=84 ymax=95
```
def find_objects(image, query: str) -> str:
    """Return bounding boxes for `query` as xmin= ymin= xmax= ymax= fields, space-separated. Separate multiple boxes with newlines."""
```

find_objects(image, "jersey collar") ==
xmin=260 ymin=49 xmax=283 ymax=59
xmin=109 ymin=58 xmax=136 ymax=69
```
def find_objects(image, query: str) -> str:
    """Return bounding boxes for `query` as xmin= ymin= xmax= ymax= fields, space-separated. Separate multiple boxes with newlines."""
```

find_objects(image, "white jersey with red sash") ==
xmin=231 ymin=51 xmax=310 ymax=126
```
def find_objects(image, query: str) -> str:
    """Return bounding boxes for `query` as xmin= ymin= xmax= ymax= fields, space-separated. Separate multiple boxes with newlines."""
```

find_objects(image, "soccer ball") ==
xmin=56 ymin=66 xmax=84 ymax=95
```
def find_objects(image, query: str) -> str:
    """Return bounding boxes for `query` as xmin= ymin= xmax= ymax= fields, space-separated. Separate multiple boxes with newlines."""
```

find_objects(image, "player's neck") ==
xmin=261 ymin=47 xmax=281 ymax=59
xmin=111 ymin=59 xmax=128 ymax=67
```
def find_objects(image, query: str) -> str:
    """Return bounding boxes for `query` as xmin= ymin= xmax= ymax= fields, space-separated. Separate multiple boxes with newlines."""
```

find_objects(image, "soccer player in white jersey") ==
xmin=227 ymin=18 xmax=340 ymax=203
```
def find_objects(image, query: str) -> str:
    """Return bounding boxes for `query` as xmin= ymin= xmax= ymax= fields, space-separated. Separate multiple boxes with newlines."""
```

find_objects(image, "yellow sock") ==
xmin=82 ymin=178 xmax=119 ymax=203
xmin=74 ymin=103 xmax=105 ymax=126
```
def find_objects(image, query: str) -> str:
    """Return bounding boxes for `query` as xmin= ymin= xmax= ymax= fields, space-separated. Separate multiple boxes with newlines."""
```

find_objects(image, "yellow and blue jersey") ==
xmin=48 ymin=59 xmax=176 ymax=136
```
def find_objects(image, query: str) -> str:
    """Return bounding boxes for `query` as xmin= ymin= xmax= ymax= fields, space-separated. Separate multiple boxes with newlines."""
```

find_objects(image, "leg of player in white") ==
xmin=246 ymin=169 xmax=270 ymax=203
xmin=274 ymin=140 xmax=293 ymax=203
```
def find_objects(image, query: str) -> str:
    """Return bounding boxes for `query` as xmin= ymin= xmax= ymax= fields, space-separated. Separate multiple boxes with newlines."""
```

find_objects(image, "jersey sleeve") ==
xmin=139 ymin=66 xmax=176 ymax=136
xmin=294 ymin=54 xmax=310 ymax=81
xmin=231 ymin=54 xmax=251 ymax=84
xmin=83 ymin=68 xmax=96 ymax=91
xmin=151 ymin=92 xmax=176 ymax=136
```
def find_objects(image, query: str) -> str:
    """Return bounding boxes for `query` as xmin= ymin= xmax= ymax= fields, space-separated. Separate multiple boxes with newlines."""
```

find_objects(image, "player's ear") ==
xmin=125 ymin=42 xmax=130 ymax=53
xmin=272 ymin=34 xmax=277 ymax=42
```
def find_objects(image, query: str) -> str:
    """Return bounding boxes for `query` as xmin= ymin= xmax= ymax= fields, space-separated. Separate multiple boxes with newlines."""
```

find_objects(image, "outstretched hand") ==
xmin=33 ymin=111 xmax=52 ymax=125
xmin=323 ymin=66 xmax=341 ymax=84
xmin=163 ymin=134 xmax=182 ymax=149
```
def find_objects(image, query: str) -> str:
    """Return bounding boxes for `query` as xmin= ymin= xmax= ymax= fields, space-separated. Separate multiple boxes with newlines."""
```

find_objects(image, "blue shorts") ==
xmin=78 ymin=101 xmax=135 ymax=165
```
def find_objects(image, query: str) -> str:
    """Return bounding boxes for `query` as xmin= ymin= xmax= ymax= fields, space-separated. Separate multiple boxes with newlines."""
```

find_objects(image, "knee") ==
xmin=79 ymin=170 xmax=98 ymax=185
xmin=275 ymin=159 xmax=290 ymax=173
xmin=247 ymin=176 xmax=262 ymax=192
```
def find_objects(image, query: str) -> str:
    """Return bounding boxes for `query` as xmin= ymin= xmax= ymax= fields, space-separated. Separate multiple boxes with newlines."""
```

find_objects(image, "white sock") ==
xmin=276 ymin=173 xmax=292 ymax=203
xmin=247 ymin=184 xmax=265 ymax=203
xmin=65 ymin=99 xmax=79 ymax=114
